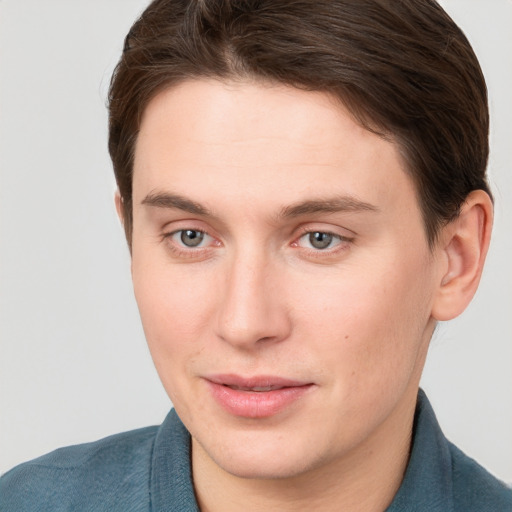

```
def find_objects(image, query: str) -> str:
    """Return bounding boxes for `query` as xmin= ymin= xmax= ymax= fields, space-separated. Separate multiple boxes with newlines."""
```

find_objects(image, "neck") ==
xmin=192 ymin=386 xmax=418 ymax=512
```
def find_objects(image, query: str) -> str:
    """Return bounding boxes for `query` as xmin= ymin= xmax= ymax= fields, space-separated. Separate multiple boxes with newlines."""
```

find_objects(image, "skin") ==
xmin=121 ymin=79 xmax=492 ymax=511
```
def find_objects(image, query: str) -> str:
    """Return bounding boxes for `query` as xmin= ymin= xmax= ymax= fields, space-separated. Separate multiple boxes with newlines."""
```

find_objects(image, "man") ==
xmin=1 ymin=0 xmax=511 ymax=510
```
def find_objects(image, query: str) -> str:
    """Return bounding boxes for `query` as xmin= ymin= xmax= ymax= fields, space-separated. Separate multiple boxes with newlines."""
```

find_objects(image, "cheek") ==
xmin=296 ymin=256 xmax=434 ymax=388
xmin=131 ymin=256 xmax=218 ymax=374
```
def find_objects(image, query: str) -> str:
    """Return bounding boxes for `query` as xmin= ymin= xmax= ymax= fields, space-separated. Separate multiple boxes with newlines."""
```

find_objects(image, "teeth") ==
xmin=228 ymin=385 xmax=280 ymax=392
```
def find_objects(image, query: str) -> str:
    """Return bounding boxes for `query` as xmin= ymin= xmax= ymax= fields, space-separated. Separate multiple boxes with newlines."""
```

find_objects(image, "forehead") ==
xmin=132 ymin=79 xmax=418 ymax=223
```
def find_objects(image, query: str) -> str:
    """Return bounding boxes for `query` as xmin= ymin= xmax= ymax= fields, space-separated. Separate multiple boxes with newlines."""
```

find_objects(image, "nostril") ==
xmin=256 ymin=336 xmax=275 ymax=343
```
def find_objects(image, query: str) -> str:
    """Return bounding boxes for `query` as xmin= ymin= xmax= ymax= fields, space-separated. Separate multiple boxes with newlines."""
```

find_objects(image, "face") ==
xmin=130 ymin=79 xmax=441 ymax=480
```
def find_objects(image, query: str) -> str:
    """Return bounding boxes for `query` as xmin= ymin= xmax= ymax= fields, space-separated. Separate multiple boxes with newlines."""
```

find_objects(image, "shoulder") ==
xmin=448 ymin=441 xmax=512 ymax=511
xmin=388 ymin=390 xmax=512 ymax=512
xmin=0 ymin=426 xmax=158 ymax=512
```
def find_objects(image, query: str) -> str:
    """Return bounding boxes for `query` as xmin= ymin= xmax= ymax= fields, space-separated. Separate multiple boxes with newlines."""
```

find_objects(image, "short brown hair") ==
xmin=108 ymin=0 xmax=491 ymax=247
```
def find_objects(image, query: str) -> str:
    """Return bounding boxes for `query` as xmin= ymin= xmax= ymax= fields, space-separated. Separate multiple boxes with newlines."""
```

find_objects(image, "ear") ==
xmin=431 ymin=190 xmax=493 ymax=321
xmin=114 ymin=190 xmax=125 ymax=227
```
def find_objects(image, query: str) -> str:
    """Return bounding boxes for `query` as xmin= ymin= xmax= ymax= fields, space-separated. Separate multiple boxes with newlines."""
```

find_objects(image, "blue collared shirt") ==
xmin=1 ymin=390 xmax=511 ymax=511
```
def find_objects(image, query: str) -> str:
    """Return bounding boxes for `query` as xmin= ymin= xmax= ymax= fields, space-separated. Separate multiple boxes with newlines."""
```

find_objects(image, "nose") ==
xmin=214 ymin=250 xmax=292 ymax=350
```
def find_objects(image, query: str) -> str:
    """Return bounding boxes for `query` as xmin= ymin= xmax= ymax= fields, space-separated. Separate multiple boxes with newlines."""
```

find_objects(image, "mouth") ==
xmin=204 ymin=374 xmax=314 ymax=418
xmin=223 ymin=385 xmax=286 ymax=392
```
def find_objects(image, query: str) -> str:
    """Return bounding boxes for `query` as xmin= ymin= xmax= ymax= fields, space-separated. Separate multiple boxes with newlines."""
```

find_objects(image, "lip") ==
xmin=204 ymin=374 xmax=314 ymax=418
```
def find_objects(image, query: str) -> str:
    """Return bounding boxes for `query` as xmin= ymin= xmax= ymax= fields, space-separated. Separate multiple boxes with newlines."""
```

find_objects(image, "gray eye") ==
xmin=180 ymin=230 xmax=205 ymax=247
xmin=308 ymin=232 xmax=334 ymax=249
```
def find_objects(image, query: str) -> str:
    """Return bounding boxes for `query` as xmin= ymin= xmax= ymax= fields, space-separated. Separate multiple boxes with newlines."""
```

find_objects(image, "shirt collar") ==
xmin=385 ymin=388 xmax=454 ymax=511
xmin=151 ymin=408 xmax=199 ymax=512
xmin=151 ymin=389 xmax=454 ymax=511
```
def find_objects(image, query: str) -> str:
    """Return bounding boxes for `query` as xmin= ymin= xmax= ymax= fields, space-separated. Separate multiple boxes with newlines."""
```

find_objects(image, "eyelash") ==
xmin=159 ymin=230 xmax=212 ymax=261
xmin=293 ymin=228 xmax=354 ymax=257
xmin=161 ymin=228 xmax=354 ymax=259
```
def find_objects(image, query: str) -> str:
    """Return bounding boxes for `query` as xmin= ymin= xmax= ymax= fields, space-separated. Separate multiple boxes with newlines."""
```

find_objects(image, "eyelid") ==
xmin=291 ymin=225 xmax=355 ymax=257
xmin=164 ymin=228 xmax=218 ymax=245
xmin=296 ymin=231 xmax=345 ymax=248
xmin=161 ymin=225 xmax=221 ymax=260
xmin=160 ymin=218 xmax=219 ymax=243
xmin=294 ymin=224 xmax=355 ymax=242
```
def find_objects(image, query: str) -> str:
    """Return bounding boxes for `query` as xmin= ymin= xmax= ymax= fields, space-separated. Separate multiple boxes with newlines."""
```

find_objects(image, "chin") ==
xmin=216 ymin=451 xmax=312 ymax=480
xmin=194 ymin=427 xmax=323 ymax=480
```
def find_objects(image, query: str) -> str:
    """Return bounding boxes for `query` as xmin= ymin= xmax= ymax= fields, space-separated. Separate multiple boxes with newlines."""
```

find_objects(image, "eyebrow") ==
xmin=141 ymin=191 xmax=379 ymax=219
xmin=279 ymin=196 xmax=379 ymax=218
xmin=142 ymin=192 xmax=213 ymax=216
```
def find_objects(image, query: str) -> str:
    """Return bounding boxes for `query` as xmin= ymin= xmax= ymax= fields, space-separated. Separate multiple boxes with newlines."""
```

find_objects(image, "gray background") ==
xmin=1 ymin=0 xmax=511 ymax=481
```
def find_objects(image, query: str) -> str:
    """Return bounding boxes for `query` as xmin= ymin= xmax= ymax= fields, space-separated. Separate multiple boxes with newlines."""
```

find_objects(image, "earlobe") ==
xmin=115 ymin=190 xmax=125 ymax=227
xmin=431 ymin=190 xmax=493 ymax=321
